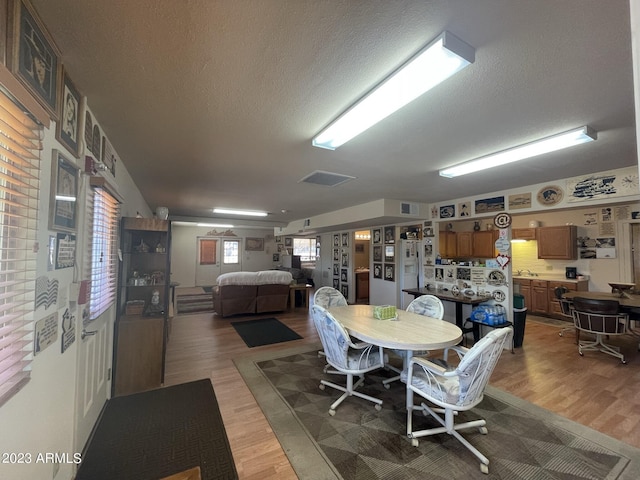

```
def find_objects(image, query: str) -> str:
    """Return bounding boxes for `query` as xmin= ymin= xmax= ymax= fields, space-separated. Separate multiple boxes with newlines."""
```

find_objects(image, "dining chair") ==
xmin=554 ymin=286 xmax=578 ymax=344
xmin=310 ymin=304 xmax=384 ymax=415
xmin=404 ymin=327 xmax=512 ymax=474
xmin=571 ymin=296 xmax=629 ymax=363
xmin=313 ymin=287 xmax=348 ymax=362
xmin=382 ymin=295 xmax=445 ymax=389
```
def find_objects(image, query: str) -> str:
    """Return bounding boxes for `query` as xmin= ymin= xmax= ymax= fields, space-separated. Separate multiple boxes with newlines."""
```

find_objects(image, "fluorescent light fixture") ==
xmin=55 ymin=195 xmax=76 ymax=202
xmin=312 ymin=31 xmax=475 ymax=150
xmin=213 ymin=208 xmax=268 ymax=217
xmin=439 ymin=126 xmax=597 ymax=178
xmin=197 ymin=223 xmax=234 ymax=228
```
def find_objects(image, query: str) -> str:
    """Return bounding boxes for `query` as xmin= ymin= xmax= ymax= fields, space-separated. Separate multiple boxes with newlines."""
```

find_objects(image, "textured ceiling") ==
xmin=29 ymin=0 xmax=637 ymax=230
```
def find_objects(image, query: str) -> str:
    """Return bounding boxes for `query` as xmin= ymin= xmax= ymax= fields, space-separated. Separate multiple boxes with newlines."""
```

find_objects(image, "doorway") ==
xmin=195 ymin=237 xmax=243 ymax=286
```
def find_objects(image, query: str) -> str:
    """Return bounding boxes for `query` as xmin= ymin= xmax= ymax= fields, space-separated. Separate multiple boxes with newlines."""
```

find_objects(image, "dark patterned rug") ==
xmin=177 ymin=293 xmax=214 ymax=314
xmin=235 ymin=345 xmax=640 ymax=480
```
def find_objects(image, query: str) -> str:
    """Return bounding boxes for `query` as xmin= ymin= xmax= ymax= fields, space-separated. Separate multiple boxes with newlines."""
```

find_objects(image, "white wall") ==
xmin=0 ymin=110 xmax=149 ymax=480
xmin=170 ymin=225 xmax=277 ymax=287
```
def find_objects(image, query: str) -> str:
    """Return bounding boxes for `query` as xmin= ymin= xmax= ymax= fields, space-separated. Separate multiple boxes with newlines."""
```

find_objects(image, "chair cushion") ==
xmin=404 ymin=368 xmax=461 ymax=404
xmin=345 ymin=348 xmax=383 ymax=370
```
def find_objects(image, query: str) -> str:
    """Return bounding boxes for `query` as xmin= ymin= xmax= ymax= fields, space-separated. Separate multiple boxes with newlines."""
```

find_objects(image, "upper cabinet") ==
xmin=512 ymin=228 xmax=537 ymax=240
xmin=472 ymin=230 xmax=496 ymax=258
xmin=537 ymin=225 xmax=577 ymax=260
xmin=440 ymin=230 xmax=496 ymax=259
xmin=439 ymin=231 xmax=457 ymax=258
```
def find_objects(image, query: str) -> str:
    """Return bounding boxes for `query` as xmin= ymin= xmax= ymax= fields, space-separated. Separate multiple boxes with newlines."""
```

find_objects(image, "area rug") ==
xmin=234 ymin=345 xmax=640 ymax=480
xmin=231 ymin=317 xmax=303 ymax=347
xmin=76 ymin=379 xmax=238 ymax=480
xmin=176 ymin=288 xmax=214 ymax=314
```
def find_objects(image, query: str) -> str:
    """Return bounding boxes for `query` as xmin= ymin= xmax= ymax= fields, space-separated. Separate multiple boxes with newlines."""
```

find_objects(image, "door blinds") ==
xmin=0 ymin=90 xmax=42 ymax=406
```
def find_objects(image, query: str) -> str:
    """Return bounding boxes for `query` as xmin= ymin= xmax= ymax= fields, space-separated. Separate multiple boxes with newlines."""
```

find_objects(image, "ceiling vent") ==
xmin=300 ymin=170 xmax=356 ymax=187
xmin=400 ymin=202 xmax=419 ymax=215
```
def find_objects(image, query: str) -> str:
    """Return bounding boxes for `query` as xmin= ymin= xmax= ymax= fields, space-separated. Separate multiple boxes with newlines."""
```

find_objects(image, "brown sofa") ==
xmin=212 ymin=271 xmax=293 ymax=317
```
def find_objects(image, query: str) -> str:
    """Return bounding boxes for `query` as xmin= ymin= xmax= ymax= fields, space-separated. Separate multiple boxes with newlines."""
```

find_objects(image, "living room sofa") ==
xmin=212 ymin=270 xmax=293 ymax=317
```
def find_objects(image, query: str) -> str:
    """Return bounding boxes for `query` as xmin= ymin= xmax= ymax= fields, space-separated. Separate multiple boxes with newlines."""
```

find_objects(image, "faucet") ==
xmin=515 ymin=269 xmax=523 ymax=276
xmin=526 ymin=269 xmax=539 ymax=277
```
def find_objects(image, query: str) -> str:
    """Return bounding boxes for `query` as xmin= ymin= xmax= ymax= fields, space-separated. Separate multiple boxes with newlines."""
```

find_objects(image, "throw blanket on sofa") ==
xmin=217 ymin=270 xmax=293 ymax=286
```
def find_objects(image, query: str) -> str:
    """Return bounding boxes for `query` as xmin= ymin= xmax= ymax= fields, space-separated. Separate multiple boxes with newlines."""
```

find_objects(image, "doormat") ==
xmin=231 ymin=317 xmax=303 ymax=347
xmin=76 ymin=379 xmax=238 ymax=480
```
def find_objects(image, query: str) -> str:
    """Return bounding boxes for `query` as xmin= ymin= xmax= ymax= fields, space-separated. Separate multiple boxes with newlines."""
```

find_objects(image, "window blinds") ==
xmin=87 ymin=187 xmax=120 ymax=321
xmin=0 ymin=90 xmax=42 ymax=406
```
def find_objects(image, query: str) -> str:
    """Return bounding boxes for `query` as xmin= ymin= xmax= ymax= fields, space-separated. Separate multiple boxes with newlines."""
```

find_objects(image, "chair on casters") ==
xmin=404 ymin=327 xmax=513 ymax=475
xmin=383 ymin=295 xmax=445 ymax=389
xmin=310 ymin=305 xmax=385 ymax=415
xmin=554 ymin=286 xmax=578 ymax=344
xmin=313 ymin=287 xmax=348 ymax=361
xmin=571 ymin=297 xmax=629 ymax=363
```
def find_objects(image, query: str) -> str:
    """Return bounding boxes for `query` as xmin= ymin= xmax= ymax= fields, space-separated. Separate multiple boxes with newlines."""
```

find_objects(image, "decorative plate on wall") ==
xmin=537 ymin=185 xmax=564 ymax=206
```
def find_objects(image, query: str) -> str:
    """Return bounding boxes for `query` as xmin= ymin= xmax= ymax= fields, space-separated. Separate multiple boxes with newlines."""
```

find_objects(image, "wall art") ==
xmin=49 ymin=149 xmax=79 ymax=232
xmin=56 ymin=68 xmax=82 ymax=157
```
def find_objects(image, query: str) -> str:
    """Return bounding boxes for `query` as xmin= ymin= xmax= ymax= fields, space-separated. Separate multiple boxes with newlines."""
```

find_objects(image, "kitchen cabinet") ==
xmin=472 ymin=230 xmax=496 ymax=258
xmin=531 ymin=280 xmax=549 ymax=314
xmin=513 ymin=278 xmax=532 ymax=309
xmin=537 ymin=226 xmax=577 ymax=260
xmin=456 ymin=232 xmax=473 ymax=257
xmin=356 ymin=271 xmax=369 ymax=301
xmin=513 ymin=228 xmax=537 ymax=240
xmin=439 ymin=231 xmax=457 ymax=258
xmin=114 ymin=217 xmax=171 ymax=397
xmin=548 ymin=280 xmax=588 ymax=317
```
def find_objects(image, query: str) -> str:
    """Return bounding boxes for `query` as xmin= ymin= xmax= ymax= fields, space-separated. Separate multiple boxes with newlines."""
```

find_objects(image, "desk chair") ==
xmin=383 ymin=295 xmax=444 ymax=389
xmin=405 ymin=327 xmax=512 ymax=474
xmin=310 ymin=305 xmax=384 ymax=415
xmin=571 ymin=297 xmax=629 ymax=364
xmin=554 ymin=286 xmax=578 ymax=344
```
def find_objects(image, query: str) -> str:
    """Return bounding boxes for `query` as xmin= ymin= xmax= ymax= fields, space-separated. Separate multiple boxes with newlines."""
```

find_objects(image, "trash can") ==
xmin=513 ymin=306 xmax=527 ymax=348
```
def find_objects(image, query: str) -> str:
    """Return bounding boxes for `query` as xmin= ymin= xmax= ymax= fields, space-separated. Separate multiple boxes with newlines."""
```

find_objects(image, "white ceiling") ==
xmin=30 ymin=0 xmax=637 ymax=230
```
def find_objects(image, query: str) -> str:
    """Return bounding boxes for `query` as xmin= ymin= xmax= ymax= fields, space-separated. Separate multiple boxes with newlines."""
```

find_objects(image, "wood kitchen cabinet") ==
xmin=356 ymin=271 xmax=369 ymax=302
xmin=472 ymin=230 xmax=496 ymax=258
xmin=439 ymin=231 xmax=457 ymax=258
xmin=531 ymin=279 xmax=549 ymax=314
xmin=456 ymin=232 xmax=473 ymax=257
xmin=548 ymin=280 xmax=588 ymax=317
xmin=513 ymin=228 xmax=537 ymax=240
xmin=537 ymin=226 xmax=577 ymax=260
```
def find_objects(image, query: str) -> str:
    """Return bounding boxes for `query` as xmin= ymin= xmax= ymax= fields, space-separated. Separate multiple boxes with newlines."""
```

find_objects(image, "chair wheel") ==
xmin=329 ymin=409 xmax=335 ymax=416
xmin=375 ymin=404 xmax=382 ymax=411
xmin=621 ymin=359 xmax=627 ymax=364
xmin=579 ymin=352 xmax=584 ymax=356
xmin=479 ymin=426 xmax=488 ymax=434
xmin=319 ymin=384 xmax=325 ymax=390
xmin=411 ymin=438 xmax=419 ymax=447
xmin=480 ymin=463 xmax=489 ymax=474
xmin=384 ymin=383 xmax=390 ymax=389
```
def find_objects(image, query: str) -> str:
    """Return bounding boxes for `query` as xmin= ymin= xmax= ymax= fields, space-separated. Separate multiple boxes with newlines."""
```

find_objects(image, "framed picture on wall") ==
xmin=373 ymin=245 xmax=382 ymax=262
xmin=56 ymin=68 xmax=82 ymax=158
xmin=9 ymin=0 xmax=61 ymax=119
xmin=245 ymin=237 xmax=264 ymax=251
xmin=372 ymin=228 xmax=382 ymax=244
xmin=384 ymin=226 xmax=395 ymax=244
xmin=341 ymin=284 xmax=348 ymax=299
xmin=373 ymin=263 xmax=382 ymax=279
xmin=384 ymin=264 xmax=395 ymax=281
xmin=333 ymin=278 xmax=339 ymax=289
xmin=49 ymin=150 xmax=79 ymax=232
xmin=384 ymin=245 xmax=394 ymax=262
xmin=285 ymin=237 xmax=293 ymax=247
xmin=341 ymin=232 xmax=349 ymax=247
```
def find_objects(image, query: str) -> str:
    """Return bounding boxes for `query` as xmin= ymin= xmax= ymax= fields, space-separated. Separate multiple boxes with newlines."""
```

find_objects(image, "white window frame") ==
xmin=222 ymin=239 xmax=239 ymax=264
xmin=293 ymin=238 xmax=317 ymax=263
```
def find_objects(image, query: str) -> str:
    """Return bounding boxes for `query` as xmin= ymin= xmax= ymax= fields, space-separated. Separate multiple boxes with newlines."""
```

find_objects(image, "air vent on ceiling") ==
xmin=400 ymin=202 xmax=419 ymax=215
xmin=300 ymin=170 xmax=356 ymax=187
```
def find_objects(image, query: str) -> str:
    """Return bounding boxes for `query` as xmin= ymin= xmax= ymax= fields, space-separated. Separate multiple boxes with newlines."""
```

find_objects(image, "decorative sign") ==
xmin=55 ymin=232 xmax=76 ymax=269
xmin=34 ymin=313 xmax=58 ymax=355
xmin=35 ymin=276 xmax=59 ymax=310
xmin=537 ymin=185 xmax=564 ymax=206
xmin=495 ymin=238 xmax=511 ymax=253
xmin=493 ymin=213 xmax=512 ymax=229
xmin=496 ymin=254 xmax=511 ymax=270
xmin=471 ymin=268 xmax=486 ymax=285
xmin=61 ymin=307 xmax=76 ymax=354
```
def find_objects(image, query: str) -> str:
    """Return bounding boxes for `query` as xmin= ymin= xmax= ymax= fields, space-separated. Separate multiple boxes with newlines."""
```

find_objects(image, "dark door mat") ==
xmin=76 ymin=379 xmax=238 ymax=480
xmin=231 ymin=317 xmax=302 ymax=347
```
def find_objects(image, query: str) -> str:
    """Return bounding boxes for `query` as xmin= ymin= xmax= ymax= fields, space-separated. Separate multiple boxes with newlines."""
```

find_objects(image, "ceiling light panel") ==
xmin=213 ymin=208 xmax=268 ymax=217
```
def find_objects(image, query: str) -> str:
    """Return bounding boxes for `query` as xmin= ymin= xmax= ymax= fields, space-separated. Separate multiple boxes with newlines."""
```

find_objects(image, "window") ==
xmin=294 ymin=238 xmax=316 ymax=262
xmin=199 ymin=238 xmax=217 ymax=265
xmin=87 ymin=186 xmax=120 ymax=321
xmin=223 ymin=239 xmax=239 ymax=264
xmin=0 ymin=91 xmax=43 ymax=405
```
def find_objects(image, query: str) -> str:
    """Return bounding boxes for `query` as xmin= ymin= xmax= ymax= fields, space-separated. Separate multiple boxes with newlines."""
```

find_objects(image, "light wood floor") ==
xmin=164 ymin=298 xmax=640 ymax=480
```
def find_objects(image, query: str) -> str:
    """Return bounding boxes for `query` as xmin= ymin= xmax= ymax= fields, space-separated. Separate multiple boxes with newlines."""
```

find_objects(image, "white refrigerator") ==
xmin=398 ymin=239 xmax=422 ymax=308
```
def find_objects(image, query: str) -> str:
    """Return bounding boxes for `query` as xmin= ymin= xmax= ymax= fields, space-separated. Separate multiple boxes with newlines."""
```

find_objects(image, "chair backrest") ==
xmin=571 ymin=297 xmax=627 ymax=334
xmin=310 ymin=304 xmax=350 ymax=369
xmin=553 ymin=286 xmax=569 ymax=299
xmin=558 ymin=298 xmax=573 ymax=318
xmin=406 ymin=295 xmax=444 ymax=319
xmin=314 ymin=286 xmax=348 ymax=308
xmin=454 ymin=327 xmax=512 ymax=407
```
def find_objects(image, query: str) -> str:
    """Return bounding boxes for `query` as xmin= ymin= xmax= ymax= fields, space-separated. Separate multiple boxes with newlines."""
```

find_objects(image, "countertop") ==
xmin=512 ymin=275 xmax=588 ymax=283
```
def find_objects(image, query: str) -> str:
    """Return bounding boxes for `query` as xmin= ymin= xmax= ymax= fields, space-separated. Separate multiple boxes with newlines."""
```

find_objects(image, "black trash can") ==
xmin=513 ymin=307 xmax=527 ymax=348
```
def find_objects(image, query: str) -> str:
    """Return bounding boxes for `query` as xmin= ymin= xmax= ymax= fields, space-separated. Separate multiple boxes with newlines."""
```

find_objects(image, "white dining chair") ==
xmin=310 ymin=304 xmax=385 ymax=416
xmin=313 ymin=286 xmax=348 ymax=363
xmin=383 ymin=295 xmax=444 ymax=389
xmin=404 ymin=327 xmax=512 ymax=474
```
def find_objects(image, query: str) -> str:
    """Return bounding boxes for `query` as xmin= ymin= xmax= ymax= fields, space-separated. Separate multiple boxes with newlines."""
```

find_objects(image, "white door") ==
xmin=73 ymin=303 xmax=111 ymax=453
xmin=195 ymin=237 xmax=220 ymax=286
xmin=220 ymin=238 xmax=243 ymax=275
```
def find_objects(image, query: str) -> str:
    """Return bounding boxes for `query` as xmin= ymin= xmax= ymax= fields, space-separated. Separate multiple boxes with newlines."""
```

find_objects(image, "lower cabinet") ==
xmin=531 ymin=280 xmax=549 ymax=315
xmin=548 ymin=280 xmax=588 ymax=316
xmin=513 ymin=278 xmax=588 ymax=318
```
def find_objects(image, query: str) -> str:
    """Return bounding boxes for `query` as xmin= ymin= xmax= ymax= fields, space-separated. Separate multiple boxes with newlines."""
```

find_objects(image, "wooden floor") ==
xmin=164 ymin=298 xmax=640 ymax=480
